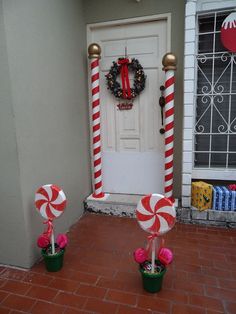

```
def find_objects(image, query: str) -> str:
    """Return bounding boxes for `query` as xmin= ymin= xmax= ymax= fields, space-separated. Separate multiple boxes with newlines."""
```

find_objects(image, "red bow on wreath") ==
xmin=118 ymin=58 xmax=131 ymax=99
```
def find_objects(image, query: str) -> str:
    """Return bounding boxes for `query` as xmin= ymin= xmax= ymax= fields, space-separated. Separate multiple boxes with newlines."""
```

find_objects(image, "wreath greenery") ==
xmin=106 ymin=58 xmax=146 ymax=100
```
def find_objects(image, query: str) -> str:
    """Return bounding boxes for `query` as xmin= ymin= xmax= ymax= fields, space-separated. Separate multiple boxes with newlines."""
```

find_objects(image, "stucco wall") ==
xmin=83 ymin=0 xmax=185 ymax=198
xmin=0 ymin=0 xmax=29 ymax=267
xmin=1 ymin=0 xmax=90 ymax=267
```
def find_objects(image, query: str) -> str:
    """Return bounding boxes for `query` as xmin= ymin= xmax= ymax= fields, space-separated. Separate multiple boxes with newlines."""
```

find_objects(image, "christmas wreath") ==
xmin=106 ymin=58 xmax=146 ymax=100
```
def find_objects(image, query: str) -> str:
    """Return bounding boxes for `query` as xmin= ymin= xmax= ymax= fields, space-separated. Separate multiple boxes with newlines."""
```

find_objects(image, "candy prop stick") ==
xmin=151 ymin=237 xmax=156 ymax=273
xmin=35 ymin=184 xmax=67 ymax=255
xmin=136 ymin=194 xmax=176 ymax=273
xmin=162 ymin=53 xmax=177 ymax=203
xmin=88 ymin=43 xmax=105 ymax=198
xmin=51 ymin=230 xmax=55 ymax=254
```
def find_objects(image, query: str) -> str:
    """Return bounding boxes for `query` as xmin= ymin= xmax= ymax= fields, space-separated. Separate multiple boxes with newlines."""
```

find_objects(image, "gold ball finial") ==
xmin=162 ymin=52 xmax=177 ymax=71
xmin=88 ymin=43 xmax=101 ymax=59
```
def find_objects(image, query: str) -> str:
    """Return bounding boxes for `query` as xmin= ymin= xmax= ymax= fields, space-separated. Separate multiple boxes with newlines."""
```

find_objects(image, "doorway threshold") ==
xmin=84 ymin=193 xmax=179 ymax=217
xmin=85 ymin=193 xmax=143 ymax=217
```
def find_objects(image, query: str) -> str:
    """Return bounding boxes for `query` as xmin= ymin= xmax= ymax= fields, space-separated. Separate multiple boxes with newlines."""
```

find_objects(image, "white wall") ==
xmin=1 ymin=0 xmax=91 ymax=267
xmin=0 ymin=0 xmax=29 ymax=267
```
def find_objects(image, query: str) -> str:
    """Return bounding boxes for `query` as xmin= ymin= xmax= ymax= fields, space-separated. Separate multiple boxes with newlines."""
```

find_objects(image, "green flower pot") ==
xmin=140 ymin=266 xmax=166 ymax=293
xmin=41 ymin=248 xmax=65 ymax=272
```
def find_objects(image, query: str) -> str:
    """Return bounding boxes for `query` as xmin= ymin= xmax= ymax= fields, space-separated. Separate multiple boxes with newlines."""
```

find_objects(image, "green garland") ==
xmin=106 ymin=58 xmax=146 ymax=100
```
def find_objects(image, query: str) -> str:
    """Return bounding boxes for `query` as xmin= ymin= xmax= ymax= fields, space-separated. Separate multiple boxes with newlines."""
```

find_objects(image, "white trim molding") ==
xmin=182 ymin=0 xmax=197 ymax=207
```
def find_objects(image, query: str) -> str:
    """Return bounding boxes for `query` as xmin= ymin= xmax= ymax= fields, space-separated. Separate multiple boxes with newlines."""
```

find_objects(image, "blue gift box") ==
xmin=228 ymin=188 xmax=236 ymax=211
xmin=213 ymin=186 xmax=236 ymax=211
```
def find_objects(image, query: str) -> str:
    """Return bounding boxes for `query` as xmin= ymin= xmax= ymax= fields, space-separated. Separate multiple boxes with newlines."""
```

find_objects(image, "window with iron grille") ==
xmin=194 ymin=10 xmax=236 ymax=169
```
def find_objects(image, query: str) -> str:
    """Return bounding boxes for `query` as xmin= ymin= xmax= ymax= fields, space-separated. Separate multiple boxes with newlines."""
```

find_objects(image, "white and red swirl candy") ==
xmin=35 ymin=184 xmax=66 ymax=220
xmin=136 ymin=194 xmax=176 ymax=235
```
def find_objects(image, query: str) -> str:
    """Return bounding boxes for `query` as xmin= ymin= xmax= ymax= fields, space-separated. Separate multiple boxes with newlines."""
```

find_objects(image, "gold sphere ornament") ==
xmin=162 ymin=53 xmax=177 ymax=71
xmin=88 ymin=43 xmax=101 ymax=59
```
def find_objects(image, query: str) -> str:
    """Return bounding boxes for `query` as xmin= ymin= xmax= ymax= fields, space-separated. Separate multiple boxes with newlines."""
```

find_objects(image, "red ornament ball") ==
xmin=221 ymin=12 xmax=236 ymax=53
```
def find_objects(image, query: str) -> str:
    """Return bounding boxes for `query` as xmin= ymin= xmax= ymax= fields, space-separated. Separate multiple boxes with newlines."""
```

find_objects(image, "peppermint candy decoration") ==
xmin=221 ymin=12 xmax=236 ymax=52
xmin=136 ymin=194 xmax=176 ymax=235
xmin=35 ymin=184 xmax=66 ymax=220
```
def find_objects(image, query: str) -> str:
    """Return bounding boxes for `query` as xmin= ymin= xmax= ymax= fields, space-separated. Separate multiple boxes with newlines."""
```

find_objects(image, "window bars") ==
xmin=194 ymin=10 xmax=236 ymax=169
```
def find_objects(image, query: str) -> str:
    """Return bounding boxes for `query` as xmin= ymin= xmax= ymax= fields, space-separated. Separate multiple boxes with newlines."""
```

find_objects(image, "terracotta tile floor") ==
xmin=1 ymin=212 xmax=236 ymax=314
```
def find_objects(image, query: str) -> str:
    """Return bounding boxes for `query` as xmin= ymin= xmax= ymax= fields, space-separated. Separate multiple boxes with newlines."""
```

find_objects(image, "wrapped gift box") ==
xmin=191 ymin=181 xmax=212 ymax=211
xmin=213 ymin=186 xmax=236 ymax=211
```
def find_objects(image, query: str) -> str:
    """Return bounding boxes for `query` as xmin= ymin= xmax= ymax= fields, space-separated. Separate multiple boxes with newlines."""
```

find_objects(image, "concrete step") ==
xmin=84 ymin=193 xmax=179 ymax=217
xmin=84 ymin=194 xmax=236 ymax=228
xmin=84 ymin=193 xmax=143 ymax=217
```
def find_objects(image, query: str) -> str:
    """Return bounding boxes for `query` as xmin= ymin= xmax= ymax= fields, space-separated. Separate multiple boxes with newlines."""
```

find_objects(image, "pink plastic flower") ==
xmin=56 ymin=234 xmax=68 ymax=249
xmin=133 ymin=248 xmax=148 ymax=264
xmin=158 ymin=247 xmax=173 ymax=266
xmin=37 ymin=234 xmax=50 ymax=248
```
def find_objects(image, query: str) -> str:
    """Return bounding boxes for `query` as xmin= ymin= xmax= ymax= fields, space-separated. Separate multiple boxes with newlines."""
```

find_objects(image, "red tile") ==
xmin=96 ymin=277 xmax=125 ymax=290
xmin=84 ymin=298 xmax=118 ymax=313
xmin=1 ymin=269 xmax=27 ymax=281
xmin=0 ymin=307 xmax=10 ymax=313
xmin=70 ymin=271 xmax=98 ymax=285
xmin=0 ymin=290 xmax=9 ymax=303
xmin=30 ymin=300 xmax=65 ymax=314
xmin=51 ymin=268 xmax=75 ymax=279
xmin=1 ymin=215 xmax=236 ymax=314
xmin=156 ymin=289 xmax=189 ymax=304
xmin=76 ymin=284 xmax=106 ymax=298
xmin=89 ymin=264 xmax=115 ymax=277
xmin=31 ymin=261 xmax=47 ymax=274
xmin=54 ymin=291 xmax=86 ymax=308
xmin=206 ymin=310 xmax=225 ymax=314
xmin=206 ymin=286 xmax=236 ymax=302
xmin=174 ymin=262 xmax=202 ymax=274
xmin=218 ymin=278 xmax=236 ymax=290
xmin=114 ymin=271 xmax=139 ymax=283
xmin=0 ymin=279 xmax=7 ymax=289
xmin=188 ymin=273 xmax=217 ymax=286
xmin=172 ymin=304 xmax=206 ymax=314
xmin=49 ymin=278 xmax=79 ymax=293
xmin=117 ymin=304 xmax=152 ymax=314
xmin=189 ymin=295 xmax=224 ymax=312
xmin=23 ymin=272 xmax=53 ymax=286
xmin=1 ymin=294 xmax=35 ymax=312
xmin=225 ymin=301 xmax=236 ymax=314
xmin=1 ymin=280 xmax=31 ymax=295
xmin=202 ymin=266 xmax=232 ymax=279
xmin=27 ymin=285 xmax=58 ymax=301
xmin=172 ymin=279 xmax=204 ymax=295
xmin=64 ymin=308 xmax=90 ymax=314
xmin=106 ymin=289 xmax=137 ymax=306
xmin=9 ymin=311 xmax=33 ymax=314
xmin=122 ymin=276 xmax=148 ymax=295
xmin=138 ymin=295 xmax=170 ymax=312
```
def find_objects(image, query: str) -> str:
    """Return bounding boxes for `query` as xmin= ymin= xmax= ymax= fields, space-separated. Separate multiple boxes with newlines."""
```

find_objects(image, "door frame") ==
xmin=86 ymin=14 xmax=172 ymax=194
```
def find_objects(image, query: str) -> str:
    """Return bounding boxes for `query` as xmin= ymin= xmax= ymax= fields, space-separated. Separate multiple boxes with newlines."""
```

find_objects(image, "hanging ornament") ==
xmin=220 ymin=12 xmax=236 ymax=52
xmin=105 ymin=58 xmax=146 ymax=101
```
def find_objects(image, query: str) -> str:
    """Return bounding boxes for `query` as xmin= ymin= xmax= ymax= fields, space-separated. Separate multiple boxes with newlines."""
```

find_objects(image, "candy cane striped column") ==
xmin=88 ymin=43 xmax=104 ymax=198
xmin=162 ymin=53 xmax=177 ymax=203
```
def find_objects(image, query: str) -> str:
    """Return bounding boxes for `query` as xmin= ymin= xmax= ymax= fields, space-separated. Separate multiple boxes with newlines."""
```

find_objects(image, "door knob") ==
xmin=159 ymin=85 xmax=165 ymax=134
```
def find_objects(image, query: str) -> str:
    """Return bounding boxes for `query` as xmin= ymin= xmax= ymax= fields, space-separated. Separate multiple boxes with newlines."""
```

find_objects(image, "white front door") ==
xmin=89 ymin=17 xmax=169 ymax=195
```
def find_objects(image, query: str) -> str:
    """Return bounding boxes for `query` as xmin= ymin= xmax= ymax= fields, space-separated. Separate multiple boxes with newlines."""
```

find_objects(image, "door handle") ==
xmin=159 ymin=85 xmax=165 ymax=134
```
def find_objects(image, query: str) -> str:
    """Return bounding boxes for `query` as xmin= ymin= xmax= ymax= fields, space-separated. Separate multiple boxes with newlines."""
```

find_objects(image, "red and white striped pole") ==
xmin=88 ymin=43 xmax=105 ymax=198
xmin=162 ymin=53 xmax=177 ymax=203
